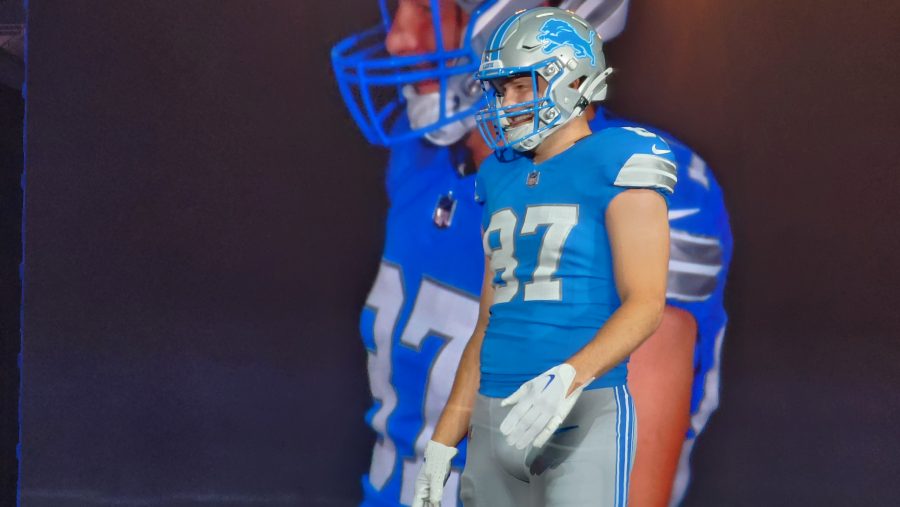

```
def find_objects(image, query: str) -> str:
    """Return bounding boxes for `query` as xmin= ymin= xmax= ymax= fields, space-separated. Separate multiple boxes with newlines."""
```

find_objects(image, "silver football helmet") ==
xmin=474 ymin=7 xmax=613 ymax=152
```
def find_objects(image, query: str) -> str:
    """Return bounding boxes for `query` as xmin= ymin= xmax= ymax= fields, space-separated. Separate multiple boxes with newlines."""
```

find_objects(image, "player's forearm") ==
xmin=566 ymin=295 xmax=665 ymax=387
xmin=431 ymin=330 xmax=483 ymax=447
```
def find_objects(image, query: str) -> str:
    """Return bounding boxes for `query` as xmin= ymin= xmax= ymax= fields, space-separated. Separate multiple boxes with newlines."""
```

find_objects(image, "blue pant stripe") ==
xmin=613 ymin=385 xmax=620 ymax=507
xmin=623 ymin=385 xmax=634 ymax=506
xmin=617 ymin=385 xmax=628 ymax=507
xmin=623 ymin=385 xmax=628 ymax=507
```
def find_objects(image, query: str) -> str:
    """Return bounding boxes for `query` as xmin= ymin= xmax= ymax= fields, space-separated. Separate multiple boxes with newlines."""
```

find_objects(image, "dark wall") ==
xmin=602 ymin=2 xmax=900 ymax=504
xmin=1 ymin=4 xmax=25 ymax=505
xmin=19 ymin=1 xmax=900 ymax=506
xmin=22 ymin=1 xmax=386 ymax=505
xmin=1 ymin=82 xmax=23 ymax=507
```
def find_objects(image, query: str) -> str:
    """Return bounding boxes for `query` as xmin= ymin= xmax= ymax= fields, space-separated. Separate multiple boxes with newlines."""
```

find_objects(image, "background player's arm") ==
xmin=628 ymin=306 xmax=696 ymax=506
xmin=565 ymin=188 xmax=670 ymax=388
xmin=630 ymin=154 xmax=731 ymax=505
xmin=431 ymin=256 xmax=495 ymax=447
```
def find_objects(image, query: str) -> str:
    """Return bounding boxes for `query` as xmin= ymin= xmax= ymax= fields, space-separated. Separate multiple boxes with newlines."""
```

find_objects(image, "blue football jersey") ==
xmin=359 ymin=123 xmax=483 ymax=507
xmin=475 ymin=127 xmax=678 ymax=397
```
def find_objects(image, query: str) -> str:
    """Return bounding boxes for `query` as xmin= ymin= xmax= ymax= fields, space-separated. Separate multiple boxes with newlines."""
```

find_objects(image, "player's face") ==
xmin=385 ymin=0 xmax=469 ymax=94
xmin=495 ymin=75 xmax=549 ymax=128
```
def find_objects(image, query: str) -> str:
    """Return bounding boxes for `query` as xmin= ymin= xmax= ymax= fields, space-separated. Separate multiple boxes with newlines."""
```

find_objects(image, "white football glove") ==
xmin=412 ymin=440 xmax=458 ymax=507
xmin=499 ymin=363 xmax=593 ymax=450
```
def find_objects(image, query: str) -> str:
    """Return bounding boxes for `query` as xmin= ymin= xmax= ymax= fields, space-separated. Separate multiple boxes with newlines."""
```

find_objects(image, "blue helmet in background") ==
xmin=331 ymin=0 xmax=630 ymax=147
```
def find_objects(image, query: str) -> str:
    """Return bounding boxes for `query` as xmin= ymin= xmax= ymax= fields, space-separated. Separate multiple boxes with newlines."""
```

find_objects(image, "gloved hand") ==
xmin=499 ymin=363 xmax=593 ymax=449
xmin=412 ymin=440 xmax=458 ymax=507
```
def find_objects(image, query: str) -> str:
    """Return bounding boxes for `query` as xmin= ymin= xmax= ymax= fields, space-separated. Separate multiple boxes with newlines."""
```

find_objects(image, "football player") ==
xmin=331 ymin=1 xmax=732 ymax=506
xmin=421 ymin=7 xmax=677 ymax=506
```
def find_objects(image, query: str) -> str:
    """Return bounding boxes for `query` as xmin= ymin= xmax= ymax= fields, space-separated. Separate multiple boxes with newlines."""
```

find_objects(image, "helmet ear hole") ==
xmin=570 ymin=75 xmax=588 ymax=90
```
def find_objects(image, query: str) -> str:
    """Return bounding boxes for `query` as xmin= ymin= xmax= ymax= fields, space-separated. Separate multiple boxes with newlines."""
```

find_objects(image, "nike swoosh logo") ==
xmin=652 ymin=144 xmax=671 ymax=155
xmin=554 ymin=425 xmax=579 ymax=435
xmin=542 ymin=374 xmax=556 ymax=392
xmin=668 ymin=208 xmax=701 ymax=220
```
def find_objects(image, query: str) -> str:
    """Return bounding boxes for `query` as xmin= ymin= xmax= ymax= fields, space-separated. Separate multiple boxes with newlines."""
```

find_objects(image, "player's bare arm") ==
xmin=565 ymin=188 xmax=670 ymax=389
xmin=431 ymin=256 xmax=495 ymax=447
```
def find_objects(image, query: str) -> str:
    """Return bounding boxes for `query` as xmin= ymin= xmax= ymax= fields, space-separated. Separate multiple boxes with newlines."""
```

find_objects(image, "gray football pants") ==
xmin=459 ymin=386 xmax=636 ymax=507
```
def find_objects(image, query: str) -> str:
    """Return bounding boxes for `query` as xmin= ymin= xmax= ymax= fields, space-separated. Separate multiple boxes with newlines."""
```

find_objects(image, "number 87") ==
xmin=484 ymin=204 xmax=578 ymax=304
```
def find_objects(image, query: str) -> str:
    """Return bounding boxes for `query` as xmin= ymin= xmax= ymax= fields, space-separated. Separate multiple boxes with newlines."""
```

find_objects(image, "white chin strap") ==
xmin=403 ymin=84 xmax=476 ymax=147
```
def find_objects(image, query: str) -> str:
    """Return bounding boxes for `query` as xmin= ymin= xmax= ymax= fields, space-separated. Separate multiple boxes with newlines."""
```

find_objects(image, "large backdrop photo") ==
xmin=16 ymin=0 xmax=900 ymax=506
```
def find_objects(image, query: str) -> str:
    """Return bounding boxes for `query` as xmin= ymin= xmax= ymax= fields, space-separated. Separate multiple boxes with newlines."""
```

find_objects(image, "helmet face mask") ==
xmin=331 ymin=0 xmax=478 ymax=146
xmin=476 ymin=63 xmax=566 ymax=152
xmin=331 ymin=0 xmax=546 ymax=147
xmin=474 ymin=7 xmax=613 ymax=152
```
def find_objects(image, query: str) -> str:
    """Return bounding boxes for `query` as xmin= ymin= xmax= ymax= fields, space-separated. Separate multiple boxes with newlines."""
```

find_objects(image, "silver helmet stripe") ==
xmin=469 ymin=0 xmax=545 ymax=54
xmin=471 ymin=0 xmax=516 ymax=32
xmin=558 ymin=0 xmax=630 ymax=41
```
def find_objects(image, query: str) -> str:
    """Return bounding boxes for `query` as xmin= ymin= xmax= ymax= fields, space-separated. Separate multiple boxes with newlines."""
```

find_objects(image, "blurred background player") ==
xmin=331 ymin=1 xmax=732 ymax=505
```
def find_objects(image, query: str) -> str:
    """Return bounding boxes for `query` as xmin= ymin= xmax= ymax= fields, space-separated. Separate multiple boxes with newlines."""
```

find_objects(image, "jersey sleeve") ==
xmin=665 ymin=149 xmax=733 ymax=305
xmin=605 ymin=126 xmax=678 ymax=196
xmin=661 ymin=145 xmax=733 ymax=436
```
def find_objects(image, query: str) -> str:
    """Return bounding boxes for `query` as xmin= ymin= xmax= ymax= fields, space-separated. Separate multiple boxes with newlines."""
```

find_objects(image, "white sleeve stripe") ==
xmin=669 ymin=208 xmax=701 ymax=220
xmin=614 ymin=153 xmax=678 ymax=193
xmin=613 ymin=173 xmax=675 ymax=193
xmin=626 ymin=153 xmax=677 ymax=169
xmin=666 ymin=291 xmax=712 ymax=302
xmin=622 ymin=167 xmax=678 ymax=181
xmin=669 ymin=260 xmax=723 ymax=276
xmin=670 ymin=230 xmax=721 ymax=246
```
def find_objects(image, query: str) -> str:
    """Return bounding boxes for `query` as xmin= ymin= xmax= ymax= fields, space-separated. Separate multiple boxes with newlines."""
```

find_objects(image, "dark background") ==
xmin=11 ymin=0 xmax=900 ymax=505
xmin=1 ymin=0 xmax=25 ymax=505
